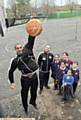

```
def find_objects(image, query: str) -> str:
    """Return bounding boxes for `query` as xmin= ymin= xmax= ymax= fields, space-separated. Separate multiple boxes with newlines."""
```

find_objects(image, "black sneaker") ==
xmin=33 ymin=104 xmax=38 ymax=109
xmin=39 ymin=90 xmax=42 ymax=94
xmin=61 ymin=98 xmax=67 ymax=101
xmin=45 ymin=86 xmax=50 ymax=89
xmin=57 ymin=92 xmax=62 ymax=96
xmin=30 ymin=103 xmax=38 ymax=109
xmin=24 ymin=108 xmax=28 ymax=115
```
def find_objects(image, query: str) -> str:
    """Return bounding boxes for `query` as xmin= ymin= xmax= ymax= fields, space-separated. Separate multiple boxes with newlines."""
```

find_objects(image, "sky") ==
xmin=4 ymin=0 xmax=81 ymax=8
xmin=55 ymin=0 xmax=81 ymax=6
xmin=31 ymin=0 xmax=81 ymax=6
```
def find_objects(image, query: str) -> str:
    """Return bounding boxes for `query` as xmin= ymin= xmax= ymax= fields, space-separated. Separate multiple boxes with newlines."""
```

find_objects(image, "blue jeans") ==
xmin=63 ymin=84 xmax=73 ymax=100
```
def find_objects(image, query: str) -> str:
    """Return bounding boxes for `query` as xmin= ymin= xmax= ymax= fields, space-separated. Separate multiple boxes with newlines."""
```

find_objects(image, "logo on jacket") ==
xmin=42 ymin=57 xmax=46 ymax=60
xmin=49 ymin=56 xmax=52 ymax=59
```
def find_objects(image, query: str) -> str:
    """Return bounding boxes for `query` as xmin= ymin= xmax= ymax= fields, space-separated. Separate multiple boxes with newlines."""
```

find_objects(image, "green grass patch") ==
xmin=48 ymin=10 xmax=81 ymax=19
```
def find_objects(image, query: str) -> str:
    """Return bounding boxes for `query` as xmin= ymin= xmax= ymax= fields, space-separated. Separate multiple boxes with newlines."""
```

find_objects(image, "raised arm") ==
xmin=24 ymin=35 xmax=36 ymax=50
xmin=22 ymin=35 xmax=36 ymax=59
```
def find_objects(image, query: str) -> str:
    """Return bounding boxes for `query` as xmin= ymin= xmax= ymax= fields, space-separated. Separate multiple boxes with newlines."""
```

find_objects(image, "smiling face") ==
xmin=62 ymin=52 xmax=69 ymax=61
xmin=67 ymin=69 xmax=72 ymax=76
xmin=15 ymin=44 xmax=23 ymax=55
xmin=54 ymin=54 xmax=60 ymax=61
xmin=72 ymin=62 xmax=78 ymax=70
xmin=44 ymin=45 xmax=51 ymax=53
xmin=60 ymin=62 xmax=65 ymax=68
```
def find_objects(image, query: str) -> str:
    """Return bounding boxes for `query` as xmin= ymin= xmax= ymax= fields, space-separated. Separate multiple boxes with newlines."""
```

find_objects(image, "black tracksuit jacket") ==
xmin=8 ymin=36 xmax=38 ymax=83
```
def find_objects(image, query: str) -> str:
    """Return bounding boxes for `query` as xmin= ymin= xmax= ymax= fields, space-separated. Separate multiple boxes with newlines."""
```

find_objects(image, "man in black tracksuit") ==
xmin=38 ymin=45 xmax=53 ymax=94
xmin=8 ymin=36 xmax=38 ymax=114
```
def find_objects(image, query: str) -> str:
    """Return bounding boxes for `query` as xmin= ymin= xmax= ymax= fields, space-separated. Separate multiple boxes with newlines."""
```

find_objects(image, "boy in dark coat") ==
xmin=51 ymin=54 xmax=60 ymax=90
xmin=57 ymin=61 xmax=67 ymax=95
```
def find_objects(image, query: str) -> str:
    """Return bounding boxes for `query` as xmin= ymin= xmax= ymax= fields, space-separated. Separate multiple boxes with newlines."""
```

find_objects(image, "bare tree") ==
xmin=41 ymin=0 xmax=56 ymax=15
xmin=15 ymin=0 xmax=31 ymax=17
xmin=66 ymin=0 xmax=77 ymax=12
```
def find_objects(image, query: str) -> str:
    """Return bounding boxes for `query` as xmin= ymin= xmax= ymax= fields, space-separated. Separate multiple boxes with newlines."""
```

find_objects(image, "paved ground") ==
xmin=0 ymin=85 xmax=81 ymax=120
xmin=0 ymin=18 xmax=81 ymax=119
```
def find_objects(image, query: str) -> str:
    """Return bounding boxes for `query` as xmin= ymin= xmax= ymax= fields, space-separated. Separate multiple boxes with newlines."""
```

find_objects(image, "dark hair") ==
xmin=67 ymin=69 xmax=73 ymax=75
xmin=63 ymin=52 xmax=69 ymax=56
xmin=60 ymin=60 xmax=65 ymax=66
xmin=14 ymin=43 xmax=22 ymax=50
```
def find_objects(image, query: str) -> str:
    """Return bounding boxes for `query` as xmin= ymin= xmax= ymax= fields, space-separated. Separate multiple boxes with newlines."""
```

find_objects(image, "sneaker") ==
xmin=30 ymin=103 xmax=38 ymax=109
xmin=61 ymin=98 xmax=67 ymax=101
xmin=57 ymin=92 xmax=62 ymax=96
xmin=33 ymin=104 xmax=38 ymax=109
xmin=54 ymin=87 xmax=58 ymax=90
xmin=39 ymin=90 xmax=42 ymax=94
xmin=24 ymin=108 xmax=28 ymax=115
xmin=45 ymin=86 xmax=50 ymax=89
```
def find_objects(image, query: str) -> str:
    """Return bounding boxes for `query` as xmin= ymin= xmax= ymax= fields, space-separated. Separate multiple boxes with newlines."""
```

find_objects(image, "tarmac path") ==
xmin=0 ymin=18 xmax=81 ymax=119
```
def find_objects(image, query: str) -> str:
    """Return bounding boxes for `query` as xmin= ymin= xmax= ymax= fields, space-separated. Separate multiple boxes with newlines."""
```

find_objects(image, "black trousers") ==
xmin=58 ymin=80 xmax=62 ymax=94
xmin=21 ymin=73 xmax=38 ymax=111
xmin=73 ymin=82 xmax=78 ymax=94
xmin=39 ymin=71 xmax=50 ymax=90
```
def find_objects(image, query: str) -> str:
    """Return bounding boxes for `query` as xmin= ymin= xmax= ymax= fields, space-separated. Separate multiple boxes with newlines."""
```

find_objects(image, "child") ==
xmin=51 ymin=54 xmax=60 ymax=90
xmin=72 ymin=61 xmax=80 ymax=95
xmin=57 ymin=61 xmax=67 ymax=95
xmin=62 ymin=69 xmax=74 ymax=101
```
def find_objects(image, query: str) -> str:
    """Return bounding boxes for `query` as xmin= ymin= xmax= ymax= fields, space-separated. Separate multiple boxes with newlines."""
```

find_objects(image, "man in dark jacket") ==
xmin=8 ymin=35 xmax=38 ymax=114
xmin=38 ymin=45 xmax=53 ymax=94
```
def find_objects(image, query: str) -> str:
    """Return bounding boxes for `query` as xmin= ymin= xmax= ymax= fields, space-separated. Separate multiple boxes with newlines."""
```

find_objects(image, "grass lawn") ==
xmin=48 ymin=10 xmax=81 ymax=19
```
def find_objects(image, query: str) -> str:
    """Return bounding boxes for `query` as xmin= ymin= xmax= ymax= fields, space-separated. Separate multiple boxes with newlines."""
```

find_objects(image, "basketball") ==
xmin=25 ymin=19 xmax=43 ymax=37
